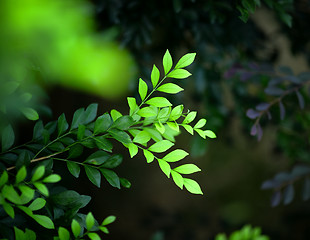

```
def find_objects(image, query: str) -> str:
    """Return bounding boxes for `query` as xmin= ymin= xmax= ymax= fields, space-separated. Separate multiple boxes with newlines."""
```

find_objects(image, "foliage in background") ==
xmin=215 ymin=225 xmax=269 ymax=240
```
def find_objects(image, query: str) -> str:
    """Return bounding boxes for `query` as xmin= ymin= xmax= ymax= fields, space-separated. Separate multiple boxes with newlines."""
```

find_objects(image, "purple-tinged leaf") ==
xmin=283 ymin=184 xmax=294 ymax=205
xmin=246 ymin=109 xmax=260 ymax=119
xmin=291 ymin=165 xmax=310 ymax=178
xmin=274 ymin=172 xmax=293 ymax=182
xmin=271 ymin=191 xmax=282 ymax=207
xmin=269 ymin=77 xmax=284 ymax=86
xmin=265 ymin=86 xmax=284 ymax=96
xmin=250 ymin=124 xmax=257 ymax=136
xmin=286 ymin=76 xmax=300 ymax=84
xmin=267 ymin=111 xmax=272 ymax=120
xmin=296 ymin=91 xmax=305 ymax=109
xmin=261 ymin=180 xmax=278 ymax=190
xmin=279 ymin=101 xmax=285 ymax=120
xmin=302 ymin=177 xmax=310 ymax=201
xmin=255 ymin=103 xmax=270 ymax=111
xmin=257 ymin=123 xmax=263 ymax=141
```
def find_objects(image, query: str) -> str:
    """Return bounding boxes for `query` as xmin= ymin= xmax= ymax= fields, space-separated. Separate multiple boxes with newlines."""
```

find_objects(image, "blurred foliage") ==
xmin=215 ymin=225 xmax=269 ymax=240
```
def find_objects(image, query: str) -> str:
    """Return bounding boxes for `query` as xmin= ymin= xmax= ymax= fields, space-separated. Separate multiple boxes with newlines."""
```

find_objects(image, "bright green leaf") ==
xmin=120 ymin=178 xmax=131 ymax=188
xmin=174 ymin=164 xmax=201 ymax=174
xmin=32 ymin=214 xmax=55 ymax=229
xmin=88 ymin=232 xmax=100 ymax=240
xmin=194 ymin=119 xmax=207 ymax=129
xmin=3 ymin=202 xmax=14 ymax=218
xmin=139 ymin=78 xmax=148 ymax=101
xmin=146 ymin=97 xmax=172 ymax=108
xmin=127 ymin=143 xmax=138 ymax=158
xmin=0 ymin=171 xmax=8 ymax=187
xmin=167 ymin=69 xmax=191 ymax=79
xmin=33 ymin=182 xmax=49 ymax=196
xmin=85 ymin=166 xmax=101 ymax=187
xmin=58 ymin=227 xmax=70 ymax=240
xmin=138 ymin=107 xmax=158 ymax=117
xmin=157 ymin=107 xmax=171 ymax=122
xmin=18 ymin=185 xmax=35 ymax=201
xmin=2 ymin=124 xmax=15 ymax=151
xmin=144 ymin=128 xmax=163 ymax=142
xmin=2 ymin=185 xmax=21 ymax=204
xmin=175 ymin=53 xmax=196 ymax=69
xmin=94 ymin=113 xmax=112 ymax=134
xmin=71 ymin=219 xmax=81 ymax=238
xmin=157 ymin=83 xmax=184 ymax=94
xmin=171 ymin=170 xmax=184 ymax=189
xmin=42 ymin=174 xmax=61 ymax=183
xmin=183 ymin=178 xmax=203 ymax=195
xmin=66 ymin=161 xmax=80 ymax=178
xmin=183 ymin=111 xmax=197 ymax=124
xmin=195 ymin=128 xmax=206 ymax=139
xmin=15 ymin=166 xmax=27 ymax=184
xmin=110 ymin=109 xmax=122 ymax=121
xmin=100 ymin=169 xmax=120 ymax=189
xmin=163 ymin=149 xmax=189 ymax=162
xmin=57 ymin=114 xmax=69 ymax=136
xmin=86 ymin=212 xmax=95 ymax=230
xmin=151 ymin=64 xmax=160 ymax=88
xmin=155 ymin=122 xmax=165 ymax=135
xmin=102 ymin=215 xmax=116 ymax=225
xmin=29 ymin=198 xmax=46 ymax=211
xmin=182 ymin=124 xmax=193 ymax=135
xmin=143 ymin=149 xmax=154 ymax=163
xmin=32 ymin=166 xmax=45 ymax=182
xmin=204 ymin=130 xmax=217 ymax=138
xmin=148 ymin=140 xmax=174 ymax=153
xmin=163 ymin=49 xmax=173 ymax=75
xmin=158 ymin=159 xmax=171 ymax=178
xmin=21 ymin=108 xmax=39 ymax=121
xmin=169 ymin=105 xmax=184 ymax=121
xmin=100 ymin=226 xmax=109 ymax=234
xmin=133 ymin=131 xmax=151 ymax=144
xmin=127 ymin=97 xmax=139 ymax=114
xmin=167 ymin=121 xmax=179 ymax=132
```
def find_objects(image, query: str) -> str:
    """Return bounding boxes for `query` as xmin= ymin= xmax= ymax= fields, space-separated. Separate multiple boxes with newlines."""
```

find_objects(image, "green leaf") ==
xmin=50 ymin=190 xmax=90 ymax=208
xmin=86 ymin=212 xmax=95 ymax=230
xmin=77 ymin=124 xmax=86 ymax=140
xmin=94 ymin=136 xmax=113 ymax=152
xmin=111 ymin=115 xmax=135 ymax=130
xmin=127 ymin=97 xmax=139 ymax=114
xmin=163 ymin=49 xmax=173 ymax=75
xmin=182 ymin=124 xmax=193 ymax=135
xmin=127 ymin=143 xmax=138 ymax=158
xmin=15 ymin=166 xmax=27 ymax=184
xmin=167 ymin=69 xmax=191 ymax=79
xmin=183 ymin=178 xmax=203 ymax=195
xmin=157 ymin=107 xmax=170 ymax=122
xmin=100 ymin=169 xmax=120 ymax=189
xmin=94 ymin=113 xmax=112 ymax=134
xmin=204 ymin=130 xmax=216 ymax=138
xmin=163 ymin=149 xmax=189 ymax=162
xmin=167 ymin=121 xmax=180 ymax=132
xmin=169 ymin=105 xmax=184 ymax=121
xmin=171 ymin=170 xmax=184 ymax=189
xmin=175 ymin=53 xmax=196 ymax=69
xmin=14 ymin=227 xmax=27 ymax=240
xmin=157 ymin=83 xmax=184 ymax=94
xmin=18 ymin=185 xmax=35 ymax=201
xmin=194 ymin=119 xmax=207 ymax=129
xmin=139 ymin=78 xmax=148 ymax=101
xmin=57 ymin=114 xmax=69 ymax=136
xmin=32 ymin=166 xmax=45 ymax=182
xmin=2 ymin=185 xmax=21 ymax=204
xmin=133 ymin=131 xmax=151 ymax=144
xmin=151 ymin=64 xmax=160 ymax=88
xmin=138 ymin=106 xmax=158 ymax=117
xmin=58 ymin=227 xmax=70 ymax=240
xmin=146 ymin=97 xmax=172 ymax=108
xmin=48 ymin=142 xmax=65 ymax=152
xmin=174 ymin=164 xmax=201 ymax=174
xmin=102 ymin=215 xmax=116 ymax=225
xmin=120 ymin=178 xmax=131 ymax=188
xmin=194 ymin=129 xmax=206 ymax=139
xmin=32 ymin=214 xmax=55 ymax=229
xmin=155 ymin=122 xmax=165 ymax=134
xmin=83 ymin=103 xmax=98 ymax=124
xmin=71 ymin=108 xmax=85 ymax=130
xmin=88 ymin=232 xmax=100 ymax=240
xmin=3 ymin=202 xmax=14 ymax=218
xmin=71 ymin=219 xmax=81 ymax=238
xmin=108 ymin=129 xmax=132 ymax=144
xmin=158 ymin=159 xmax=171 ymax=178
xmin=143 ymin=149 xmax=154 ymax=163
xmin=67 ymin=161 xmax=80 ymax=178
xmin=68 ymin=144 xmax=83 ymax=159
xmin=183 ymin=111 xmax=197 ymax=124
xmin=100 ymin=226 xmax=109 ymax=234
xmin=33 ymin=182 xmax=49 ymax=196
xmin=148 ymin=140 xmax=174 ymax=153
xmin=0 ymin=171 xmax=8 ymax=187
xmin=21 ymin=108 xmax=39 ymax=121
xmin=2 ymin=124 xmax=15 ymax=151
xmin=43 ymin=174 xmax=61 ymax=183
xmin=29 ymin=198 xmax=46 ymax=211
xmin=85 ymin=166 xmax=101 ymax=187
xmin=110 ymin=109 xmax=122 ymax=121
xmin=33 ymin=120 xmax=44 ymax=140
xmin=144 ymin=128 xmax=163 ymax=142
xmin=101 ymin=154 xmax=123 ymax=169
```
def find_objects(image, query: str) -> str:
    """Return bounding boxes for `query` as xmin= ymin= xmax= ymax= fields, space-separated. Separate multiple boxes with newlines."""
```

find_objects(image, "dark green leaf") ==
xmin=60 ymin=137 xmax=75 ymax=146
xmin=57 ymin=114 xmax=69 ymax=136
xmin=3 ymin=202 xmax=15 ymax=218
xmin=0 ymin=171 xmax=8 ymax=187
xmin=77 ymin=125 xmax=86 ymax=140
xmin=83 ymin=103 xmax=98 ymax=124
xmin=51 ymin=190 xmax=90 ymax=208
xmin=101 ymin=154 xmax=123 ymax=169
xmin=33 ymin=121 xmax=44 ymax=140
xmin=120 ymin=178 xmax=131 ymax=188
xmin=85 ymin=151 xmax=110 ymax=165
xmin=71 ymin=108 xmax=85 ymax=130
xmin=100 ymin=169 xmax=120 ymax=189
xmin=67 ymin=161 xmax=80 ymax=178
xmin=85 ymin=166 xmax=101 ymax=187
xmin=48 ymin=142 xmax=65 ymax=152
xmin=68 ymin=144 xmax=83 ymax=159
xmin=111 ymin=116 xmax=135 ymax=130
xmin=94 ymin=113 xmax=112 ymax=134
xmin=2 ymin=124 xmax=15 ymax=151
xmin=108 ymin=129 xmax=132 ymax=144
xmin=94 ymin=136 xmax=113 ymax=152
xmin=283 ymin=184 xmax=294 ymax=205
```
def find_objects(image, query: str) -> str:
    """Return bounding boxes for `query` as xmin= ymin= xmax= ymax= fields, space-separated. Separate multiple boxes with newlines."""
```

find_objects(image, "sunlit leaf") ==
xmin=175 ymin=53 xmax=196 ymax=69
xmin=143 ymin=149 xmax=154 ymax=163
xmin=167 ymin=69 xmax=191 ymax=79
xmin=171 ymin=170 xmax=184 ymax=189
xmin=151 ymin=64 xmax=160 ymax=88
xmin=183 ymin=178 xmax=203 ymax=195
xmin=174 ymin=164 xmax=201 ymax=174
xmin=139 ymin=78 xmax=148 ymax=101
xmin=146 ymin=97 xmax=172 ymax=108
xmin=163 ymin=149 xmax=188 ymax=162
xmin=148 ymin=140 xmax=174 ymax=153
xmin=163 ymin=49 xmax=173 ymax=75
xmin=157 ymin=83 xmax=184 ymax=94
xmin=158 ymin=159 xmax=171 ymax=178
